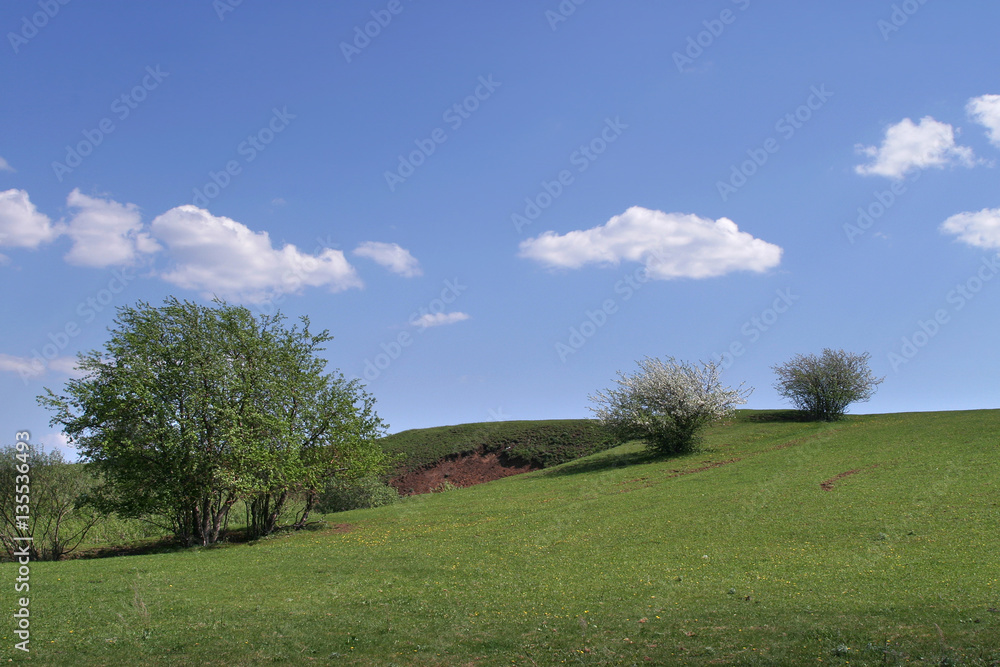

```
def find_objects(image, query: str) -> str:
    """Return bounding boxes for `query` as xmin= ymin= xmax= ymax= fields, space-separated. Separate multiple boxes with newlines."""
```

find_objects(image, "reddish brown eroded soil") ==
xmin=820 ymin=464 xmax=880 ymax=491
xmin=390 ymin=448 xmax=541 ymax=496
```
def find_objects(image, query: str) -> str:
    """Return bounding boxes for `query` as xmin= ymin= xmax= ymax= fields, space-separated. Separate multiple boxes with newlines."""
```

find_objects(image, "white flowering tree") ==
xmin=589 ymin=356 xmax=751 ymax=455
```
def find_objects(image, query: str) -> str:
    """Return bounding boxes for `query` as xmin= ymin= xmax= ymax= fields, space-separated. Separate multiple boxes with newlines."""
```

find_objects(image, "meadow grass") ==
xmin=2 ymin=409 xmax=998 ymax=665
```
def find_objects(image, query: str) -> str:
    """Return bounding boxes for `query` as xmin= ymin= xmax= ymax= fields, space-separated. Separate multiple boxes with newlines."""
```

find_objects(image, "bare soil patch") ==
xmin=390 ymin=447 xmax=541 ymax=496
xmin=820 ymin=464 xmax=880 ymax=491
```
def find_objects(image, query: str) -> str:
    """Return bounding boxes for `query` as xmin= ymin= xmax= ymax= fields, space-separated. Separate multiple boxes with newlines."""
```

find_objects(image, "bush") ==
xmin=315 ymin=476 xmax=399 ymax=513
xmin=589 ymin=356 xmax=751 ymax=455
xmin=0 ymin=444 xmax=101 ymax=561
xmin=772 ymin=348 xmax=884 ymax=421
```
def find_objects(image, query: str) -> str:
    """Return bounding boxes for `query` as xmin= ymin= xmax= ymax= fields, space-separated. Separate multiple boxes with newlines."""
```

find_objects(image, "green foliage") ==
xmin=772 ymin=348 xmax=884 ymax=421
xmin=590 ymin=356 xmax=751 ymax=455
xmin=315 ymin=475 xmax=399 ymax=513
xmin=379 ymin=419 xmax=618 ymax=474
xmin=39 ymin=297 xmax=391 ymax=546
xmin=0 ymin=444 xmax=101 ymax=561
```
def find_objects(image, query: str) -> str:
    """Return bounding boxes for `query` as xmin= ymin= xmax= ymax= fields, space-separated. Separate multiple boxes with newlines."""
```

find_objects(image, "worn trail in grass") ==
xmin=3 ymin=410 xmax=999 ymax=665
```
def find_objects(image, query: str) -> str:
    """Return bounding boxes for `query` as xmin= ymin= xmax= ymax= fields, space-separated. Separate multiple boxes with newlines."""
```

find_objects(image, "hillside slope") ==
xmin=6 ymin=410 xmax=1000 ymax=666
xmin=380 ymin=418 xmax=618 ymax=473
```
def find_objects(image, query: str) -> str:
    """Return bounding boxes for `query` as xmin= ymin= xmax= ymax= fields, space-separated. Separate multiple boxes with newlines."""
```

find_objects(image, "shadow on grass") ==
xmin=542 ymin=447 xmax=665 ymax=477
xmin=63 ymin=524 xmax=321 ymax=561
xmin=737 ymin=409 xmax=814 ymax=423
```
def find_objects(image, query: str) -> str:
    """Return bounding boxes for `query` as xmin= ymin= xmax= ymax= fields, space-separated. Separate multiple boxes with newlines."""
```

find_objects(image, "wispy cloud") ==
xmin=0 ymin=156 xmax=15 ymax=172
xmin=0 ymin=353 xmax=78 ymax=379
xmin=412 ymin=312 xmax=470 ymax=328
xmin=353 ymin=241 xmax=422 ymax=277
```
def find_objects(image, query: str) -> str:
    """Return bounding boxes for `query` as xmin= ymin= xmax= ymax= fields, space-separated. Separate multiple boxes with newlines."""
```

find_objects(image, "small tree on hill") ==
xmin=772 ymin=348 xmax=884 ymax=421
xmin=589 ymin=356 xmax=751 ymax=456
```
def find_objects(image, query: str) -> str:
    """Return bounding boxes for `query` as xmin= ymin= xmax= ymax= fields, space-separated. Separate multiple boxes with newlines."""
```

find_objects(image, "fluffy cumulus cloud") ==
xmin=63 ymin=189 xmax=161 ymax=267
xmin=353 ymin=241 xmax=422 ymax=277
xmin=855 ymin=116 xmax=976 ymax=179
xmin=412 ymin=312 xmax=470 ymax=328
xmin=0 ymin=189 xmax=62 ymax=249
xmin=150 ymin=205 xmax=363 ymax=302
xmin=967 ymin=94 xmax=1000 ymax=147
xmin=518 ymin=206 xmax=782 ymax=279
xmin=940 ymin=208 xmax=1000 ymax=249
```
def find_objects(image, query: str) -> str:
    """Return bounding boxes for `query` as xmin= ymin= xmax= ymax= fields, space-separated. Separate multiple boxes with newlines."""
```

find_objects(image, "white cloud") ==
xmin=48 ymin=356 xmax=83 ymax=376
xmin=940 ymin=208 xmax=1000 ymax=249
xmin=0 ymin=189 xmax=61 ymax=248
xmin=353 ymin=241 xmax=422 ymax=277
xmin=518 ymin=206 xmax=782 ymax=279
xmin=150 ymin=205 xmax=363 ymax=302
xmin=854 ymin=116 xmax=976 ymax=179
xmin=0 ymin=354 xmax=78 ymax=379
xmin=967 ymin=95 xmax=1000 ymax=147
xmin=63 ymin=189 xmax=161 ymax=267
xmin=412 ymin=312 xmax=470 ymax=328
xmin=38 ymin=432 xmax=77 ymax=460
xmin=0 ymin=353 xmax=45 ymax=378
xmin=0 ymin=156 xmax=14 ymax=172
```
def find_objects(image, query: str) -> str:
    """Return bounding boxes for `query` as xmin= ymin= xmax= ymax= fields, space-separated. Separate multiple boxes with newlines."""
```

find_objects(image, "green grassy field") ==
xmin=3 ymin=410 xmax=999 ymax=665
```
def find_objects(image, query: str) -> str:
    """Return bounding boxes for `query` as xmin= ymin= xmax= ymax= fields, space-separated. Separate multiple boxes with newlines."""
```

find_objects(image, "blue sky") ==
xmin=3 ymin=1 xmax=1000 ymax=457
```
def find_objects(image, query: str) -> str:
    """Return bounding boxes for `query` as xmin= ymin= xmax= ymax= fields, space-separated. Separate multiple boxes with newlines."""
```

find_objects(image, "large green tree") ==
xmin=40 ymin=297 xmax=391 ymax=546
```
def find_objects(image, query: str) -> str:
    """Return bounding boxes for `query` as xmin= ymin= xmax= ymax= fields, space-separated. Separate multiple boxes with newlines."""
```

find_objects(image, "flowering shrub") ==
xmin=589 ymin=356 xmax=751 ymax=455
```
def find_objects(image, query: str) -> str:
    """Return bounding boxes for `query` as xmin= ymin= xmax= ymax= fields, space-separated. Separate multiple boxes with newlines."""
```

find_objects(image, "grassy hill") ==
xmin=380 ymin=418 xmax=618 ymax=473
xmin=3 ymin=409 xmax=999 ymax=665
